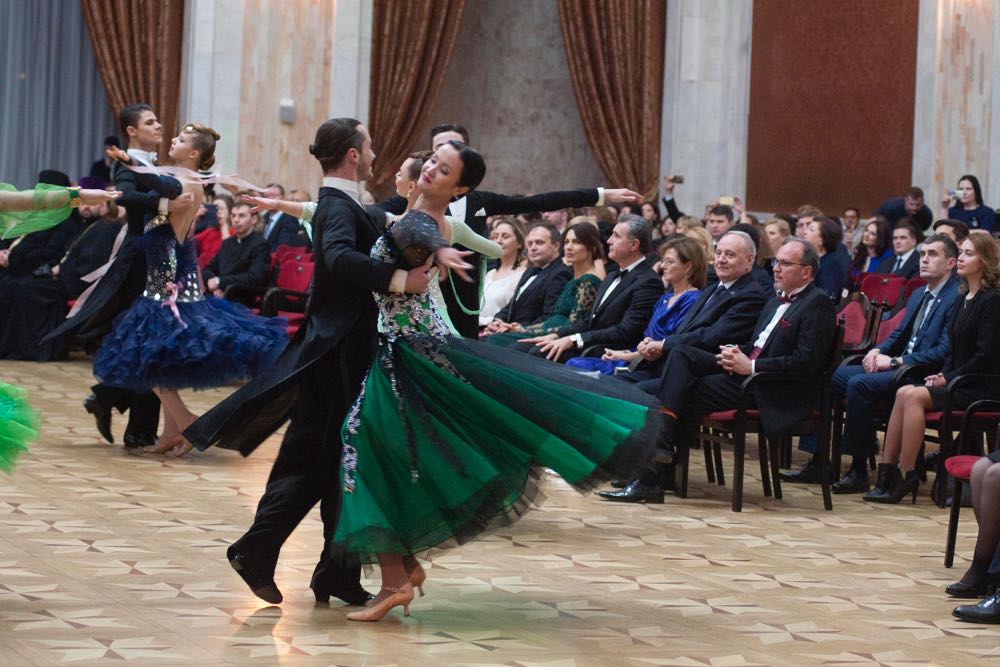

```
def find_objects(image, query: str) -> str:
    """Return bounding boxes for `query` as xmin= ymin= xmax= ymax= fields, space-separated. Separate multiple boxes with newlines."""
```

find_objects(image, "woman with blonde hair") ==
xmin=479 ymin=217 xmax=526 ymax=328
xmin=865 ymin=233 xmax=1000 ymax=504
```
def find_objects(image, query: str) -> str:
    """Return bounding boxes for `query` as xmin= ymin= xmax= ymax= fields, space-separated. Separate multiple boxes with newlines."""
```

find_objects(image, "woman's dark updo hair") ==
xmin=447 ymin=140 xmax=486 ymax=191
xmin=182 ymin=123 xmax=221 ymax=170
xmin=310 ymin=118 xmax=364 ymax=173
xmin=564 ymin=221 xmax=605 ymax=262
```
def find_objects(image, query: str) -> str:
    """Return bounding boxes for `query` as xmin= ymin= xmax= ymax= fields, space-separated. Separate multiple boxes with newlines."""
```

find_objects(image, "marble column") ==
xmin=178 ymin=0 xmax=245 ymax=174
xmin=913 ymin=0 xmax=1000 ymax=207
xmin=329 ymin=0 xmax=373 ymax=123
xmin=658 ymin=0 xmax=753 ymax=217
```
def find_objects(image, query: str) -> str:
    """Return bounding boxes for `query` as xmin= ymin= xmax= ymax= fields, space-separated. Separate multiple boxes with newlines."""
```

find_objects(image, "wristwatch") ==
xmin=890 ymin=357 xmax=900 ymax=369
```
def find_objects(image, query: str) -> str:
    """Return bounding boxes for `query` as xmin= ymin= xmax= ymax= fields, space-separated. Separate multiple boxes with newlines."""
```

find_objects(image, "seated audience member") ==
xmin=88 ymin=135 xmax=120 ymax=184
xmin=286 ymin=189 xmax=313 ymax=242
xmin=782 ymin=234 xmax=960 ymax=491
xmin=567 ymin=236 xmax=706 ymax=375
xmin=541 ymin=207 xmax=569 ymax=235
xmin=632 ymin=230 xmax=765 ymax=379
xmin=875 ymin=186 xmax=934 ymax=231
xmin=850 ymin=216 xmax=893 ymax=282
xmin=764 ymin=217 xmax=791 ymax=258
xmin=682 ymin=223 xmax=713 ymax=263
xmin=522 ymin=217 xmax=663 ymax=362
xmin=483 ymin=221 xmax=572 ymax=334
xmin=260 ymin=182 xmax=310 ymax=250
xmin=864 ymin=234 xmax=1000 ymax=504
xmin=0 ymin=170 xmax=83 ymax=360
xmin=56 ymin=195 xmax=124 ymax=300
xmin=203 ymin=201 xmax=270 ymax=304
xmin=485 ymin=223 xmax=603 ymax=348
xmin=601 ymin=237 xmax=835 ymax=503
xmin=705 ymin=205 xmax=735 ymax=245
xmin=731 ymin=222 xmax=775 ymax=293
xmin=950 ymin=454 xmax=1000 ymax=624
xmin=642 ymin=201 xmax=663 ymax=241
xmin=803 ymin=216 xmax=850 ymax=301
xmin=841 ymin=206 xmax=863 ymax=251
xmin=874 ymin=218 xmax=922 ymax=279
xmin=794 ymin=206 xmax=823 ymax=238
xmin=941 ymin=174 xmax=996 ymax=232
xmin=479 ymin=218 xmax=527 ymax=328
xmin=195 ymin=192 xmax=233 ymax=269
xmin=933 ymin=218 xmax=970 ymax=244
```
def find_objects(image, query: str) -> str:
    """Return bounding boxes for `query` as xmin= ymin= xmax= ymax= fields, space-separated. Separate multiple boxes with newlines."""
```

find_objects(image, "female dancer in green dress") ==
xmin=331 ymin=141 xmax=662 ymax=622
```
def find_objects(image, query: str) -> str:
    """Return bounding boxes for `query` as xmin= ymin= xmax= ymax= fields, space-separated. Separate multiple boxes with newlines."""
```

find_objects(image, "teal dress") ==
xmin=332 ymin=211 xmax=661 ymax=562
xmin=484 ymin=273 xmax=602 ymax=347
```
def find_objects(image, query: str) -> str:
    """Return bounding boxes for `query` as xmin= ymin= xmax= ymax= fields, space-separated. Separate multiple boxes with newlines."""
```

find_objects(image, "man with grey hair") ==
xmin=524 ymin=218 xmax=663 ymax=363
xmin=601 ymin=237 xmax=836 ymax=504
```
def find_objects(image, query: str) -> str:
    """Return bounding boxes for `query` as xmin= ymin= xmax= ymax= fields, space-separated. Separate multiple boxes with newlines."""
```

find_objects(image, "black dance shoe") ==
xmin=609 ymin=479 xmax=629 ymax=488
xmin=778 ymin=461 xmax=824 ymax=484
xmin=953 ymin=593 xmax=1000 ymax=624
xmin=312 ymin=582 xmax=373 ymax=606
xmin=84 ymin=394 xmax=114 ymax=444
xmin=598 ymin=480 xmax=665 ymax=503
xmin=123 ymin=433 xmax=156 ymax=449
xmin=227 ymin=548 xmax=283 ymax=604
xmin=832 ymin=468 xmax=870 ymax=494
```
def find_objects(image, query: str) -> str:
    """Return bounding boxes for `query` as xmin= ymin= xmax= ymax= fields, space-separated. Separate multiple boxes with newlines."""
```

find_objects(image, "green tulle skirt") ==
xmin=0 ymin=383 xmax=38 ymax=473
xmin=333 ymin=334 xmax=661 ymax=562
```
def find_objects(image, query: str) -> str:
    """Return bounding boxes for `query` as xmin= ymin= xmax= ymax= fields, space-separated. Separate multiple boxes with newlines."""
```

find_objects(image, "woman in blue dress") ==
xmin=93 ymin=125 xmax=287 ymax=455
xmin=565 ymin=236 xmax=705 ymax=374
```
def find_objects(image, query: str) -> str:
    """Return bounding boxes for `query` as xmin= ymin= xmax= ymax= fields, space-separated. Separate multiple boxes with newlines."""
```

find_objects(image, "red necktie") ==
xmin=748 ymin=346 xmax=763 ymax=360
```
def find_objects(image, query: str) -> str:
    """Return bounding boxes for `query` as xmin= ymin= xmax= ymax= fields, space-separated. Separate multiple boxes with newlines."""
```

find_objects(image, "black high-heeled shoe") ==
xmin=875 ymin=468 xmax=920 ymax=504
xmin=862 ymin=463 xmax=902 ymax=502
xmin=946 ymin=579 xmax=991 ymax=598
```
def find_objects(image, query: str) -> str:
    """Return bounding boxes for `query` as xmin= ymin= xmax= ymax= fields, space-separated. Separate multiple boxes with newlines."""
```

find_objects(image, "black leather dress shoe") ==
xmin=609 ymin=479 xmax=628 ymax=488
xmin=312 ymin=582 xmax=373 ymax=606
xmin=227 ymin=549 xmax=283 ymax=604
xmin=84 ymin=394 xmax=114 ymax=444
xmin=946 ymin=579 xmax=991 ymax=598
xmin=778 ymin=462 xmax=824 ymax=484
xmin=832 ymin=468 xmax=870 ymax=494
xmin=123 ymin=433 xmax=156 ymax=449
xmin=953 ymin=593 xmax=1000 ymax=623
xmin=598 ymin=480 xmax=664 ymax=503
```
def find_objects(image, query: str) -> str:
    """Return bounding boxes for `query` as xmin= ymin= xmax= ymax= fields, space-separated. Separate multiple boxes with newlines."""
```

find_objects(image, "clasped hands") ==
xmin=716 ymin=344 xmax=752 ymax=376
xmin=861 ymin=348 xmax=894 ymax=373
xmin=521 ymin=333 xmax=575 ymax=361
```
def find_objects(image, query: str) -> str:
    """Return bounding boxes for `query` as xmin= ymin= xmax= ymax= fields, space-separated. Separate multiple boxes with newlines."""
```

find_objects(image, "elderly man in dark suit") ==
xmin=602 ymin=238 xmax=836 ymax=503
xmin=782 ymin=233 xmax=960 ymax=493
xmin=483 ymin=221 xmax=571 ymax=333
xmin=524 ymin=217 xmax=663 ymax=362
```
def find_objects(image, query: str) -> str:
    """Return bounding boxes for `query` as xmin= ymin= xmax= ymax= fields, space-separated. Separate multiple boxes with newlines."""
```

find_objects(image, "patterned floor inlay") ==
xmin=1 ymin=358 xmax=998 ymax=665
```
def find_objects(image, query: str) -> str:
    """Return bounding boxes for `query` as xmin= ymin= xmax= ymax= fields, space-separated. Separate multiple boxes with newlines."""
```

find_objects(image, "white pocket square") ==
xmin=474 ymin=207 xmax=487 ymax=217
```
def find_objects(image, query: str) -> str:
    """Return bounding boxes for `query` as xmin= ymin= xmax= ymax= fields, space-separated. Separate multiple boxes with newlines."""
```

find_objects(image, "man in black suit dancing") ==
xmin=381 ymin=123 xmax=642 ymax=338
xmin=184 ymin=118 xmax=469 ymax=606
xmin=602 ymin=237 xmax=836 ymax=503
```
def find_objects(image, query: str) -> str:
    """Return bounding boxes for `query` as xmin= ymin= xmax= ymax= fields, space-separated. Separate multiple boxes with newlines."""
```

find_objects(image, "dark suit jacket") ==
xmin=663 ymin=271 xmax=767 ymax=357
xmin=0 ymin=214 xmax=79 ymax=277
xmin=557 ymin=258 xmax=663 ymax=349
xmin=740 ymin=282 xmax=837 ymax=433
xmin=186 ymin=187 xmax=395 ymax=454
xmin=203 ymin=231 xmax=270 ymax=293
xmin=494 ymin=260 xmax=572 ymax=325
xmin=263 ymin=211 xmax=310 ymax=250
xmin=875 ymin=251 xmax=919 ymax=280
xmin=881 ymin=276 xmax=959 ymax=366
xmin=941 ymin=289 xmax=1000 ymax=383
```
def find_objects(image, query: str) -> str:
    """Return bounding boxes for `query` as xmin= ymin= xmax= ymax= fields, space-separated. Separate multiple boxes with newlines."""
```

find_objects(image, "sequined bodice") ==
xmin=142 ymin=222 xmax=203 ymax=303
xmin=372 ymin=233 xmax=450 ymax=342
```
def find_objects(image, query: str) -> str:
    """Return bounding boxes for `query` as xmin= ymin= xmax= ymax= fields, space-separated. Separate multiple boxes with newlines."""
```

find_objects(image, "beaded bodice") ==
xmin=141 ymin=221 xmax=203 ymax=303
xmin=372 ymin=212 xmax=450 ymax=342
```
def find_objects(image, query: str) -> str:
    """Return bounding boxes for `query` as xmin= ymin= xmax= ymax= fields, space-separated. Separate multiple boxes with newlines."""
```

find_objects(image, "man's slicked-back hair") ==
xmin=119 ymin=103 xmax=154 ymax=138
xmin=431 ymin=123 xmax=470 ymax=145
xmin=309 ymin=118 xmax=364 ymax=173
xmin=618 ymin=214 xmax=653 ymax=254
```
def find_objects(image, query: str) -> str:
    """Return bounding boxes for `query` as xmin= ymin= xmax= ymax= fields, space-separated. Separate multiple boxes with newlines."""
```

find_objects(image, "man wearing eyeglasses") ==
xmin=601 ymin=237 xmax=836 ymax=504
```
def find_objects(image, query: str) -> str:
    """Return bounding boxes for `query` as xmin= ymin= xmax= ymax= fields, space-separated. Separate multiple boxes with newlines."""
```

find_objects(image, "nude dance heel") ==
xmin=347 ymin=582 xmax=414 ymax=622
xmin=405 ymin=556 xmax=426 ymax=597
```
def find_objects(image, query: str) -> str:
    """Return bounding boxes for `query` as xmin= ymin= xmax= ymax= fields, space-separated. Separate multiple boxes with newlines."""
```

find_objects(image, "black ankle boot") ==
xmin=863 ymin=464 xmax=902 ymax=502
xmin=877 ymin=468 xmax=921 ymax=504
xmin=947 ymin=561 xmax=991 ymax=598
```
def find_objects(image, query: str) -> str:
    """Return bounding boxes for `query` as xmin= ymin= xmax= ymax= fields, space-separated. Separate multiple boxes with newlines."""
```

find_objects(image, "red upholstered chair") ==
xmin=689 ymin=318 xmax=845 ymax=512
xmin=941 ymin=398 xmax=1000 ymax=567
xmin=860 ymin=273 xmax=906 ymax=311
xmin=260 ymin=260 xmax=315 ymax=336
xmin=874 ymin=306 xmax=907 ymax=345
xmin=836 ymin=292 xmax=883 ymax=354
xmin=904 ymin=277 xmax=928 ymax=301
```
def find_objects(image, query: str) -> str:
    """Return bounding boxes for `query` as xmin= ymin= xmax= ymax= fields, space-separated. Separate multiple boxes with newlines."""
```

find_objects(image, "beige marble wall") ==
xmin=913 ymin=0 xmax=999 ymax=206
xmin=419 ymin=0 xmax=606 ymax=196
xmin=233 ymin=0 xmax=335 ymax=193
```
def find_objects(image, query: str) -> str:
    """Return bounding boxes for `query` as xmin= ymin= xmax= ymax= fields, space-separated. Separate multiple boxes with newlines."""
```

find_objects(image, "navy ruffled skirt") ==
xmin=93 ymin=297 xmax=288 ymax=392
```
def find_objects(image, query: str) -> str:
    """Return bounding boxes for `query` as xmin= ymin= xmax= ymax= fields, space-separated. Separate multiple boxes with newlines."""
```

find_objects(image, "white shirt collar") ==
xmin=127 ymin=148 xmax=156 ymax=167
xmin=896 ymin=248 xmax=916 ymax=265
xmin=620 ymin=257 xmax=646 ymax=274
xmin=720 ymin=279 xmax=737 ymax=290
xmin=322 ymin=177 xmax=363 ymax=206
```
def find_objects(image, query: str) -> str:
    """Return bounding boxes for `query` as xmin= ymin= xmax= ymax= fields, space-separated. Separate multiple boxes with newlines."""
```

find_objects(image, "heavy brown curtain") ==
xmin=81 ymin=0 xmax=184 ymax=157
xmin=557 ymin=1 xmax=665 ymax=199
xmin=368 ymin=0 xmax=466 ymax=197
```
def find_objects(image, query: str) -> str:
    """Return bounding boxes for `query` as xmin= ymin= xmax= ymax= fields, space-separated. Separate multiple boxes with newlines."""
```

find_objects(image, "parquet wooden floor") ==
xmin=1 ymin=358 xmax=998 ymax=666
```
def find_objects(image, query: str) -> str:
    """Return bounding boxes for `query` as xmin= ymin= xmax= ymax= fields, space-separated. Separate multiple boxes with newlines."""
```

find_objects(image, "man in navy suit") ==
xmin=261 ymin=183 xmax=311 ymax=250
xmin=873 ymin=219 xmax=921 ymax=279
xmin=783 ymin=234 xmax=960 ymax=493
